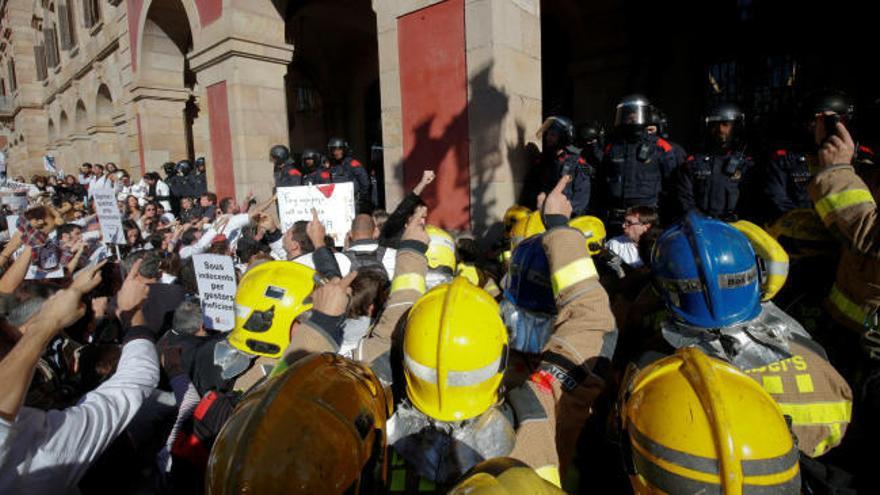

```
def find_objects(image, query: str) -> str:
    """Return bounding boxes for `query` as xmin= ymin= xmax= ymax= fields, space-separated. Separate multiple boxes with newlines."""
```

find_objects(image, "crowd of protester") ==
xmin=0 ymin=89 xmax=877 ymax=494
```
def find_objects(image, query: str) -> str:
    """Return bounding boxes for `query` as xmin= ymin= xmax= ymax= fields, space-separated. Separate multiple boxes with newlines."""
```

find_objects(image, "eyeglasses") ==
xmin=622 ymin=219 xmax=642 ymax=227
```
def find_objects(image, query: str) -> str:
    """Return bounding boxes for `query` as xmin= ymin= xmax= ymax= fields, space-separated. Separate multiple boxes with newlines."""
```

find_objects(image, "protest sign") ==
xmin=92 ymin=188 xmax=126 ymax=244
xmin=1 ymin=191 xmax=29 ymax=212
xmin=276 ymin=183 xmax=356 ymax=246
xmin=193 ymin=254 xmax=237 ymax=331
xmin=26 ymin=242 xmax=65 ymax=280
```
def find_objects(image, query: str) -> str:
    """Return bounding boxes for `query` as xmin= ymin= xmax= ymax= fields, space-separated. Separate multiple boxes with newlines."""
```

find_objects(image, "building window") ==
xmin=7 ymin=60 xmax=15 ymax=92
xmin=84 ymin=0 xmax=101 ymax=28
xmin=35 ymin=45 xmax=49 ymax=80
xmin=1 ymin=79 xmax=6 ymax=96
xmin=43 ymin=26 xmax=60 ymax=68
xmin=59 ymin=1 xmax=77 ymax=50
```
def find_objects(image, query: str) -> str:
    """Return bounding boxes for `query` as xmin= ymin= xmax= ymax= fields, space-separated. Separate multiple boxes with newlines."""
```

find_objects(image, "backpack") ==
xmin=344 ymin=246 xmax=388 ymax=278
xmin=171 ymin=390 xmax=239 ymax=470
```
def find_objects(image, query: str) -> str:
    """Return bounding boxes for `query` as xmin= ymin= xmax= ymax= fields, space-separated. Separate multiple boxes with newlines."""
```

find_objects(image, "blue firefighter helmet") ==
xmin=651 ymin=212 xmax=761 ymax=328
xmin=502 ymin=234 xmax=557 ymax=353
xmin=504 ymin=234 xmax=556 ymax=314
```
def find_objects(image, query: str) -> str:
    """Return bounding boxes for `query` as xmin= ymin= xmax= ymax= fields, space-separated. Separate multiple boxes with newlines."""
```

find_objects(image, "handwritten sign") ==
xmin=193 ymin=254 xmax=237 ymax=331
xmin=92 ymin=188 xmax=126 ymax=245
xmin=276 ymin=183 xmax=355 ymax=246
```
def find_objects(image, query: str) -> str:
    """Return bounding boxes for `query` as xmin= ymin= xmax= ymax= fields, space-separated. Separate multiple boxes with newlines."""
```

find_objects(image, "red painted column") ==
xmin=206 ymin=81 xmax=236 ymax=200
xmin=398 ymin=0 xmax=470 ymax=230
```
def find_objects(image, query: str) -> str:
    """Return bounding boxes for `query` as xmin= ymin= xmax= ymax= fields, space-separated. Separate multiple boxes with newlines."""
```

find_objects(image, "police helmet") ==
xmin=614 ymin=94 xmax=651 ymax=129
xmin=270 ymin=145 xmax=290 ymax=165
xmin=162 ymin=161 xmax=176 ymax=176
xmin=176 ymin=160 xmax=192 ymax=176
xmin=801 ymin=90 xmax=854 ymax=121
xmin=327 ymin=137 xmax=349 ymax=153
xmin=575 ymin=122 xmax=604 ymax=146
xmin=705 ymin=102 xmax=745 ymax=125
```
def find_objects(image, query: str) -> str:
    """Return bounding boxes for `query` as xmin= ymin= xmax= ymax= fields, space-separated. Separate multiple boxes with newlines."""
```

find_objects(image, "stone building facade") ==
xmin=0 ymin=0 xmax=542 ymax=232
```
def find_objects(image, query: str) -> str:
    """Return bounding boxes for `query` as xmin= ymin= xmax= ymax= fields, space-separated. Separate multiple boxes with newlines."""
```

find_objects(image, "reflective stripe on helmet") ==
xmin=391 ymin=273 xmax=426 ymax=295
xmin=815 ymin=189 xmax=875 ymax=220
xmin=550 ymin=258 xmax=597 ymax=296
xmin=717 ymin=267 xmax=758 ymax=289
xmin=429 ymin=233 xmax=456 ymax=252
xmin=403 ymin=351 xmax=502 ymax=387
xmin=829 ymin=284 xmax=868 ymax=325
xmin=765 ymin=260 xmax=789 ymax=277
xmin=655 ymin=275 xmax=704 ymax=294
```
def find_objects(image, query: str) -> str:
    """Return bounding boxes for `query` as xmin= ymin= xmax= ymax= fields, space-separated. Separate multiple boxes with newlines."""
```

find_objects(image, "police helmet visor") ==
xmin=614 ymin=103 xmax=649 ymax=127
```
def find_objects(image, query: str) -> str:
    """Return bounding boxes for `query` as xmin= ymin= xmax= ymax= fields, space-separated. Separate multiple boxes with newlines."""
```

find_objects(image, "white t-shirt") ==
xmin=606 ymin=235 xmax=643 ymax=268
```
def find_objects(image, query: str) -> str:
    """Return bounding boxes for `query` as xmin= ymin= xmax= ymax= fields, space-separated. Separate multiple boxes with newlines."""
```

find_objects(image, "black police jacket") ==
xmin=274 ymin=162 xmax=303 ymax=188
xmin=763 ymin=149 xmax=813 ymax=221
xmin=598 ymin=134 xmax=679 ymax=210
xmin=674 ymin=150 xmax=754 ymax=220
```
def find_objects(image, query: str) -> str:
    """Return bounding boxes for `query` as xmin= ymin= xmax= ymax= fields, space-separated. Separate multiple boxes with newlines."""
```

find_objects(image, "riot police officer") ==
xmin=538 ymin=116 xmax=591 ymax=216
xmin=162 ymin=161 xmax=177 ymax=183
xmin=164 ymin=161 xmax=186 ymax=214
xmin=314 ymin=137 xmax=372 ymax=212
xmin=673 ymin=102 xmax=754 ymax=221
xmin=597 ymin=94 xmax=679 ymax=227
xmin=176 ymin=159 xmax=197 ymax=202
xmin=192 ymin=156 xmax=208 ymax=197
xmin=299 ymin=148 xmax=322 ymax=185
xmin=764 ymin=90 xmax=854 ymax=223
xmin=575 ymin=121 xmax=605 ymax=169
xmin=271 ymin=144 xmax=303 ymax=188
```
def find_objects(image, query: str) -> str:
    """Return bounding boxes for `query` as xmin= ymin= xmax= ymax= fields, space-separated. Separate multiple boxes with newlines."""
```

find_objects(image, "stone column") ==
xmin=465 ymin=0 xmax=542 ymax=234
xmin=373 ymin=0 xmax=542 ymax=234
xmin=129 ymin=87 xmax=191 ymax=172
xmin=189 ymin=38 xmax=293 ymax=201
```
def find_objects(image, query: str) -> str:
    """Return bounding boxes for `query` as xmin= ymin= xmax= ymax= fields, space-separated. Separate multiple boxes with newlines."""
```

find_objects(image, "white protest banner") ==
xmin=92 ymin=188 xmax=126 ymax=245
xmin=193 ymin=254 xmax=237 ymax=331
xmin=276 ymin=183 xmax=356 ymax=246
xmin=1 ymin=191 xmax=29 ymax=212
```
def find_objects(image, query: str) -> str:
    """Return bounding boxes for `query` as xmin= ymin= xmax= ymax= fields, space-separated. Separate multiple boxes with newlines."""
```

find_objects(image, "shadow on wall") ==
xmin=394 ymin=62 xmax=534 ymax=240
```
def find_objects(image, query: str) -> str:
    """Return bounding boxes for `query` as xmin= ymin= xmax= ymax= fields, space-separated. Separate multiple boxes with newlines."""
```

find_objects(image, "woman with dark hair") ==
xmin=125 ymin=195 xmax=143 ymax=222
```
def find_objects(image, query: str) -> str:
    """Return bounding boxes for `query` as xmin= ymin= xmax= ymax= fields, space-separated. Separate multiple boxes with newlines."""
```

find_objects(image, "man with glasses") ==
xmin=605 ymin=205 xmax=657 ymax=268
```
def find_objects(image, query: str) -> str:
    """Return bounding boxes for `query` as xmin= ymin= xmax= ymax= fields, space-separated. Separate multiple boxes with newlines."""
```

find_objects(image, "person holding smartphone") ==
xmin=763 ymin=90 xmax=854 ymax=223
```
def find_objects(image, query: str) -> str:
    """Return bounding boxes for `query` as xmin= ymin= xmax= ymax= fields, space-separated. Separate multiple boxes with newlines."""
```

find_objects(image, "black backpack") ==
xmin=344 ymin=247 xmax=388 ymax=278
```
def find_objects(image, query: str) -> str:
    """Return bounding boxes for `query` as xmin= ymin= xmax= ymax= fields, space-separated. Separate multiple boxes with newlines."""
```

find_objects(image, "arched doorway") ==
xmin=282 ymin=0 xmax=381 ymax=195
xmin=95 ymin=84 xmax=122 ymax=165
xmin=135 ymin=0 xmax=196 ymax=170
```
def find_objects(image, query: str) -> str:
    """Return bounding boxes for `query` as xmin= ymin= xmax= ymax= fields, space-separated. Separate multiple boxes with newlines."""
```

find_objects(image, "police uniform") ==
xmin=273 ymin=161 xmax=303 ymax=188
xmin=166 ymin=174 xmax=187 ymax=213
xmin=191 ymin=172 xmax=208 ymax=197
xmin=598 ymin=133 xmax=679 ymax=222
xmin=310 ymin=157 xmax=373 ymax=211
xmin=674 ymin=151 xmax=754 ymax=220
xmin=556 ymin=145 xmax=591 ymax=217
xmin=764 ymin=149 xmax=814 ymax=221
